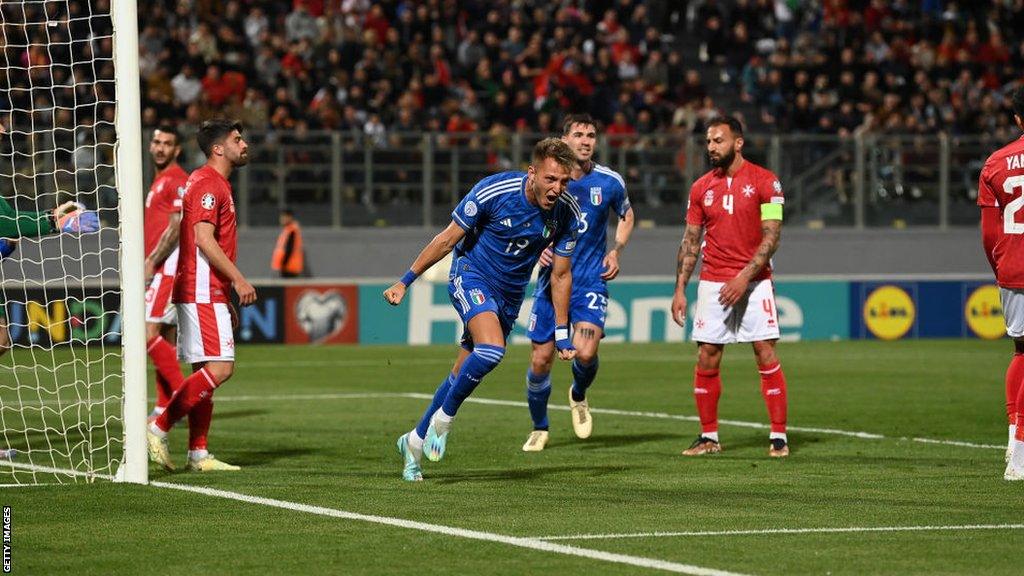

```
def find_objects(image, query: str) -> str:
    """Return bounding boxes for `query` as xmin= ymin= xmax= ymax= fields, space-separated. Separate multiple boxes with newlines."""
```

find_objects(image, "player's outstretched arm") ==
xmin=550 ymin=253 xmax=577 ymax=360
xmin=0 ymin=198 xmax=81 ymax=238
xmin=194 ymin=221 xmax=256 ymax=306
xmin=672 ymin=223 xmax=701 ymax=327
xmin=602 ymin=206 xmax=635 ymax=280
xmin=384 ymin=221 xmax=466 ymax=306
xmin=144 ymin=212 xmax=182 ymax=283
xmin=720 ymin=219 xmax=782 ymax=307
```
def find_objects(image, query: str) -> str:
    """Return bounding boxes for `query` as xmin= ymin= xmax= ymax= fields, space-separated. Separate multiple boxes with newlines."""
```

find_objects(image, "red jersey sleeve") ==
xmin=759 ymin=169 xmax=785 ymax=206
xmin=685 ymin=180 xmax=705 ymax=226
xmin=192 ymin=178 xmax=229 ymax=225
xmin=977 ymin=159 xmax=998 ymax=208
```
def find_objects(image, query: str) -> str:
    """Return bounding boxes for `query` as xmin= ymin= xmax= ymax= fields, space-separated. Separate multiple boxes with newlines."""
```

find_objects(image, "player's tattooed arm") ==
xmin=145 ymin=211 xmax=182 ymax=281
xmin=676 ymin=224 xmax=702 ymax=288
xmin=671 ymin=224 xmax=701 ymax=327
xmin=739 ymin=219 xmax=781 ymax=281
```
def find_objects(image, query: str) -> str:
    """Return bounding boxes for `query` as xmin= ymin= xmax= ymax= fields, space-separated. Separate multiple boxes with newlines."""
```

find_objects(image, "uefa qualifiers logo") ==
xmin=863 ymin=285 xmax=915 ymax=340
xmin=965 ymin=285 xmax=1004 ymax=340
xmin=295 ymin=290 xmax=348 ymax=343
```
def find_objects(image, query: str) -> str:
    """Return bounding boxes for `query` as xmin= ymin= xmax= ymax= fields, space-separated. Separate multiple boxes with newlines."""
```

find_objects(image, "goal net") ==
xmin=0 ymin=0 xmax=146 ymax=484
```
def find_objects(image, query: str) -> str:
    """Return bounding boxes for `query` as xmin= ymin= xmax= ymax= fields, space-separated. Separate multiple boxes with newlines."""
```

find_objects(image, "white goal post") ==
xmin=0 ymin=0 xmax=147 ymax=485
xmin=112 ymin=0 xmax=146 ymax=485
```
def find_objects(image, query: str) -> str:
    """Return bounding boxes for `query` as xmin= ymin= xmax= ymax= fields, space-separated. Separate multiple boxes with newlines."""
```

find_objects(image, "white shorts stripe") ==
xmin=177 ymin=302 xmax=235 ymax=363
xmin=453 ymin=276 xmax=470 ymax=313
xmin=195 ymin=247 xmax=211 ymax=304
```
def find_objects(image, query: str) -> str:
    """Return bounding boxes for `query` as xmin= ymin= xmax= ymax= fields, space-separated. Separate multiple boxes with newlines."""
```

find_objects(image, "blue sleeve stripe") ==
xmin=476 ymin=178 xmax=523 ymax=203
xmin=452 ymin=211 xmax=471 ymax=229
xmin=594 ymin=165 xmax=626 ymax=191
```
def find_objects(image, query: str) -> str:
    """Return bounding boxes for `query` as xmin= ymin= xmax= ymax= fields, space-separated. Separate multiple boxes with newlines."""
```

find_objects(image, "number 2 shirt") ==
xmin=978 ymin=135 xmax=1024 ymax=289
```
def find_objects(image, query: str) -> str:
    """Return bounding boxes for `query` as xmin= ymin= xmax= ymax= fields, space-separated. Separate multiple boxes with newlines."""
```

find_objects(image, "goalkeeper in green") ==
xmin=0 ymin=199 xmax=100 ymax=355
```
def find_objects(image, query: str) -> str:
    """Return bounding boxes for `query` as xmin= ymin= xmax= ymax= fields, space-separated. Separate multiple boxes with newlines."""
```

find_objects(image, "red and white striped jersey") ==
xmin=172 ymin=165 xmax=238 ymax=304
xmin=144 ymin=163 xmax=188 ymax=273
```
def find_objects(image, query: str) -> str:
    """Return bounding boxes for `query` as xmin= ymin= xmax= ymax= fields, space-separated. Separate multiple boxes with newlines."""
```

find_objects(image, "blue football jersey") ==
xmin=451 ymin=171 xmax=582 ymax=305
xmin=536 ymin=163 xmax=630 ymax=295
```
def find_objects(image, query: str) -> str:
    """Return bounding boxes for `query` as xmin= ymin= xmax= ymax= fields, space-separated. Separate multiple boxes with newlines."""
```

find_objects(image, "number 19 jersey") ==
xmin=451 ymin=171 xmax=581 ymax=307
xmin=979 ymin=135 xmax=1024 ymax=289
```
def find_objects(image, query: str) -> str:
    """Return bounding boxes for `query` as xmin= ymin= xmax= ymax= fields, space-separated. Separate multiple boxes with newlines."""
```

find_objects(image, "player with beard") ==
xmin=147 ymin=119 xmax=257 ymax=472
xmin=142 ymin=125 xmax=190 ymax=422
xmin=670 ymin=116 xmax=790 ymax=458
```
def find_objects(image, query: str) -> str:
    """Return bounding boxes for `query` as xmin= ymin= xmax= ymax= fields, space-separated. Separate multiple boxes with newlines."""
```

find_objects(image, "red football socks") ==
xmin=154 ymin=367 xmax=219 ymax=433
xmin=188 ymin=397 xmax=214 ymax=451
xmin=147 ymin=335 xmax=184 ymax=409
xmin=694 ymin=368 xmax=722 ymax=434
xmin=1006 ymin=354 xmax=1024 ymax=426
xmin=759 ymin=361 xmax=788 ymax=434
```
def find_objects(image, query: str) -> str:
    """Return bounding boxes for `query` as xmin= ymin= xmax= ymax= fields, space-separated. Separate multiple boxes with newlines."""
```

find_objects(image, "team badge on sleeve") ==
xmin=201 ymin=193 xmax=216 ymax=210
xmin=773 ymin=180 xmax=782 ymax=193
xmin=464 ymin=201 xmax=478 ymax=217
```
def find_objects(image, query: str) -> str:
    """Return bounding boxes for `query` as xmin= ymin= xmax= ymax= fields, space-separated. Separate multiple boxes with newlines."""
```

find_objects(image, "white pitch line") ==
xmin=151 ymin=481 xmax=751 ymax=576
xmin=0 ymin=391 xmax=1004 ymax=451
xmin=400 ymin=393 xmax=1003 ymax=450
xmin=534 ymin=523 xmax=1024 ymax=541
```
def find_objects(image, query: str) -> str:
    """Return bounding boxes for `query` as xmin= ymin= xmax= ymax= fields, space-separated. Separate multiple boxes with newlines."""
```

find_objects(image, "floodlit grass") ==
xmin=6 ymin=340 xmax=1024 ymax=575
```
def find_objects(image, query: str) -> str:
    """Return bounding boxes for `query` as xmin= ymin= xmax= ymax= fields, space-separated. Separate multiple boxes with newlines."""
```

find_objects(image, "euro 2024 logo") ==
xmin=296 ymin=290 xmax=348 ymax=343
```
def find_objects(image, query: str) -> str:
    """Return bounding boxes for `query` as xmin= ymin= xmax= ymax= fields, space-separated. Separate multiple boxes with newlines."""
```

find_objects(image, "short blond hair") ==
xmin=532 ymin=137 xmax=576 ymax=173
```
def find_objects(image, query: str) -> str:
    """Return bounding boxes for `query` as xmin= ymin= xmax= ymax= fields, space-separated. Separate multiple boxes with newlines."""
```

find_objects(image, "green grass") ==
xmin=6 ymin=340 xmax=1024 ymax=575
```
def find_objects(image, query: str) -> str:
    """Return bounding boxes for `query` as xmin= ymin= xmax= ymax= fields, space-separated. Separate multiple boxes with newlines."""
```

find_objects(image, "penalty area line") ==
xmin=150 ymin=481 xmax=751 ymax=576
xmin=533 ymin=523 xmax=1024 ymax=541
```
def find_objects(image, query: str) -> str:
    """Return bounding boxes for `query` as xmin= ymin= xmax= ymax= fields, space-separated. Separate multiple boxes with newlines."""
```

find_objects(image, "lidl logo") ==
xmin=965 ymin=284 xmax=1004 ymax=339
xmin=863 ymin=285 xmax=915 ymax=340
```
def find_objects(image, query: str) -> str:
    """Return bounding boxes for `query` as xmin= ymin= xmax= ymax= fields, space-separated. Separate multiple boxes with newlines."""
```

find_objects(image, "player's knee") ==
xmin=576 ymin=349 xmax=598 ymax=366
xmin=205 ymin=363 xmax=234 ymax=385
xmin=145 ymin=322 xmax=161 ymax=341
xmin=472 ymin=344 xmax=505 ymax=372
xmin=752 ymin=343 xmax=777 ymax=366
xmin=697 ymin=346 xmax=722 ymax=370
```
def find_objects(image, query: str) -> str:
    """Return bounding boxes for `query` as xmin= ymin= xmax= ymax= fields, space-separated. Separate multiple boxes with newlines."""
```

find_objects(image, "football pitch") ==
xmin=8 ymin=339 xmax=1024 ymax=575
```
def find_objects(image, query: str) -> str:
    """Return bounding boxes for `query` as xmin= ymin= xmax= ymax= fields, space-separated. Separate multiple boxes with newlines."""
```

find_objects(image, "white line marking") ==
xmin=0 ymin=460 xmax=113 ymax=481
xmin=534 ymin=524 xmax=1024 ymax=541
xmin=151 ymin=481 xmax=750 ymax=576
xmin=0 ymin=391 xmax=1002 ymax=451
xmin=401 ymin=393 xmax=1003 ymax=450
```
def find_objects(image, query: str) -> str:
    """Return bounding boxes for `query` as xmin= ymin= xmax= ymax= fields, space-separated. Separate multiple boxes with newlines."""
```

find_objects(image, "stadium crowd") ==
xmin=131 ymin=0 xmax=1024 ymax=141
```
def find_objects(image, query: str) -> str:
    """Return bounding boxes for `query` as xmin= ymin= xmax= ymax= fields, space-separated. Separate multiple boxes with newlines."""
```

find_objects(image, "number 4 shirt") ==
xmin=686 ymin=160 xmax=784 ymax=282
xmin=979 ymin=136 xmax=1024 ymax=289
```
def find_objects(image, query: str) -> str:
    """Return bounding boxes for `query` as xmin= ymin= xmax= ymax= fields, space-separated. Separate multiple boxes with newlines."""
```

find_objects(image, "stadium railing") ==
xmin=131 ymin=130 xmax=997 ymax=229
